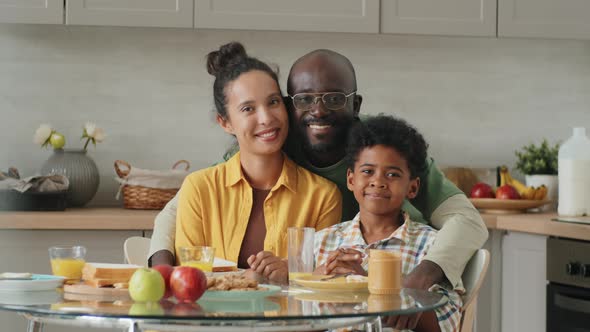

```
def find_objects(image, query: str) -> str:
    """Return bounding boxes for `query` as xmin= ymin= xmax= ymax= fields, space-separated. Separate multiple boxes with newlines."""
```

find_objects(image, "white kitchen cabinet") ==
xmin=499 ymin=0 xmax=590 ymax=40
xmin=475 ymin=230 xmax=503 ymax=332
xmin=501 ymin=231 xmax=547 ymax=332
xmin=0 ymin=0 xmax=63 ymax=24
xmin=194 ymin=0 xmax=380 ymax=33
xmin=66 ymin=0 xmax=193 ymax=28
xmin=380 ymin=0 xmax=496 ymax=36
xmin=0 ymin=229 xmax=142 ymax=332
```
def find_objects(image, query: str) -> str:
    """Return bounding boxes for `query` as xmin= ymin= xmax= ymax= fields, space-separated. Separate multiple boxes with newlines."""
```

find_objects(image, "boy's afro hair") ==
xmin=346 ymin=114 xmax=429 ymax=178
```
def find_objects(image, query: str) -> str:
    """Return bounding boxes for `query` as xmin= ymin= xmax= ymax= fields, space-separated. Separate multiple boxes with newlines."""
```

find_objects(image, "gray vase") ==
xmin=41 ymin=149 xmax=100 ymax=207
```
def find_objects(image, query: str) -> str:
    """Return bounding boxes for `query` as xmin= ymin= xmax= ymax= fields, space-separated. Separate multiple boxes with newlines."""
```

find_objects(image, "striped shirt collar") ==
xmin=335 ymin=211 xmax=420 ymax=247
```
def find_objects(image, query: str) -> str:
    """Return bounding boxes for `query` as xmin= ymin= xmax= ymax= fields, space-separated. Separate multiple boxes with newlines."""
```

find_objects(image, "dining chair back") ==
xmin=459 ymin=248 xmax=490 ymax=332
xmin=124 ymin=236 xmax=150 ymax=267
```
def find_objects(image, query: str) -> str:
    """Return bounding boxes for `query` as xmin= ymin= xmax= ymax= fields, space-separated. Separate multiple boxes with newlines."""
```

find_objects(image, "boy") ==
xmin=314 ymin=115 xmax=463 ymax=332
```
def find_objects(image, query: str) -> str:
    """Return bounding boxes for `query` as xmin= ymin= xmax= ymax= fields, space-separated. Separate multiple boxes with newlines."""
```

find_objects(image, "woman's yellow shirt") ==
xmin=175 ymin=152 xmax=342 ymax=264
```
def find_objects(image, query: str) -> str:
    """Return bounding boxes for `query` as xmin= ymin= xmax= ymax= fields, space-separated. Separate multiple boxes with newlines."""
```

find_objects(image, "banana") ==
xmin=500 ymin=166 xmax=508 ymax=187
xmin=522 ymin=186 xmax=537 ymax=200
xmin=504 ymin=170 xmax=529 ymax=195
xmin=540 ymin=186 xmax=548 ymax=200
xmin=500 ymin=165 xmax=541 ymax=199
xmin=534 ymin=185 xmax=548 ymax=200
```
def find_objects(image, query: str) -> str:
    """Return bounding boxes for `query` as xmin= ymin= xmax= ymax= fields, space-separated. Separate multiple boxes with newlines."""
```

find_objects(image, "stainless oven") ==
xmin=547 ymin=237 xmax=590 ymax=331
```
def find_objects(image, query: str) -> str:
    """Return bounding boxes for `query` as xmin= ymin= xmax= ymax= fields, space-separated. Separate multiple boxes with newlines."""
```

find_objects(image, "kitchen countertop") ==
xmin=1 ymin=208 xmax=589 ymax=241
xmin=0 ymin=208 xmax=157 ymax=230
xmin=476 ymin=213 xmax=590 ymax=242
xmin=492 ymin=212 xmax=590 ymax=241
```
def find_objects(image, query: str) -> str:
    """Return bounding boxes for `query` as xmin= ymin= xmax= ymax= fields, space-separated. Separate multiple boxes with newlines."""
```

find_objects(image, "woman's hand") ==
xmin=323 ymin=248 xmax=366 ymax=276
xmin=247 ymin=251 xmax=288 ymax=285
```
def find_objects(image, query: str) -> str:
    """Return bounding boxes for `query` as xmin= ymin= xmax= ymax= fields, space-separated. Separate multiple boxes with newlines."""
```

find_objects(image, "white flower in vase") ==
xmin=33 ymin=124 xmax=53 ymax=146
xmin=82 ymin=122 xmax=106 ymax=150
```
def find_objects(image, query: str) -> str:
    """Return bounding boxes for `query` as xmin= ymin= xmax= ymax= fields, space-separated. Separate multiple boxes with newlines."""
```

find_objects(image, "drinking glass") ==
xmin=178 ymin=246 xmax=216 ymax=273
xmin=288 ymin=227 xmax=315 ymax=284
xmin=48 ymin=245 xmax=87 ymax=282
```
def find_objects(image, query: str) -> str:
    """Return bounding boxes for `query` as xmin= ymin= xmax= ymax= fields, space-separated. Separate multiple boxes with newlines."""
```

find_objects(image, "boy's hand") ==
xmin=324 ymin=248 xmax=366 ymax=276
xmin=247 ymin=251 xmax=288 ymax=285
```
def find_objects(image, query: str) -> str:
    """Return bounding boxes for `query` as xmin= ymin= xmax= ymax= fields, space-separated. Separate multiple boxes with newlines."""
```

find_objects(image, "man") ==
xmin=150 ymin=49 xmax=488 ymax=292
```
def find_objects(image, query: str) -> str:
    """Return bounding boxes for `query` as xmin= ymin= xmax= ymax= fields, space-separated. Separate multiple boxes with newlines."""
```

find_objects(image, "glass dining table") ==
xmin=0 ymin=287 xmax=447 ymax=332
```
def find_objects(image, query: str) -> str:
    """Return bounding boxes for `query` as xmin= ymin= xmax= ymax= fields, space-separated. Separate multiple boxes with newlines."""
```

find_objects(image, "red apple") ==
xmin=153 ymin=264 xmax=174 ymax=299
xmin=170 ymin=266 xmax=207 ymax=303
xmin=470 ymin=182 xmax=495 ymax=198
xmin=496 ymin=184 xmax=521 ymax=200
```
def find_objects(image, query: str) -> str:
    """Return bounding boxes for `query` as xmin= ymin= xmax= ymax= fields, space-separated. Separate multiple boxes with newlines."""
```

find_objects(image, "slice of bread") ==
xmin=212 ymin=257 xmax=238 ymax=272
xmin=82 ymin=263 xmax=140 ymax=280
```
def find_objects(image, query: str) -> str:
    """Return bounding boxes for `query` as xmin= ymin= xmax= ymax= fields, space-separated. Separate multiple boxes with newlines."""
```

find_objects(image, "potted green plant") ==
xmin=515 ymin=139 xmax=559 ymax=210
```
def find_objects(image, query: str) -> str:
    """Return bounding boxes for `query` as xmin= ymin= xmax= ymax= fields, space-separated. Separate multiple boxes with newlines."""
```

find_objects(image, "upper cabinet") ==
xmin=1 ymin=0 xmax=589 ymax=40
xmin=194 ymin=0 xmax=380 ymax=33
xmin=380 ymin=0 xmax=497 ymax=36
xmin=65 ymin=0 xmax=194 ymax=28
xmin=0 ymin=0 xmax=63 ymax=24
xmin=498 ymin=0 xmax=590 ymax=40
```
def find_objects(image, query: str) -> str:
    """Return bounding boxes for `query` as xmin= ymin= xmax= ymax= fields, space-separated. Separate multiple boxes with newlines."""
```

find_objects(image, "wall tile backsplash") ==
xmin=1 ymin=25 xmax=589 ymax=206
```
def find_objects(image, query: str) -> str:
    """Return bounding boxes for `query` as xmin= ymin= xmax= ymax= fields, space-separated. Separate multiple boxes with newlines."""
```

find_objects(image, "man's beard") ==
xmin=297 ymin=120 xmax=353 ymax=153
xmin=302 ymin=130 xmax=344 ymax=152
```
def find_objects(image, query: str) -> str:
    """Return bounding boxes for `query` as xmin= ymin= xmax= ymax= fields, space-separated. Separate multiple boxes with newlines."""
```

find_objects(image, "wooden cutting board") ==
xmin=64 ymin=283 xmax=130 ymax=299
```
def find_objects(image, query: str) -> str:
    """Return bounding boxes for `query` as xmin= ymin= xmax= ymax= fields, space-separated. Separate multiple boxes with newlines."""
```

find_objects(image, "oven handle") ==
xmin=555 ymin=293 xmax=590 ymax=314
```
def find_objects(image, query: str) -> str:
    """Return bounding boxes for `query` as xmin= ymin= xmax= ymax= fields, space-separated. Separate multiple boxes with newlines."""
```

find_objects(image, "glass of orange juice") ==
xmin=48 ymin=245 xmax=86 ymax=283
xmin=178 ymin=246 xmax=215 ymax=274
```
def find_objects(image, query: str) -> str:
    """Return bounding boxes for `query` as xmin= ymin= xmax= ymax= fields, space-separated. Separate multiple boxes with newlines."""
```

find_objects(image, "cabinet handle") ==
xmin=555 ymin=293 xmax=590 ymax=314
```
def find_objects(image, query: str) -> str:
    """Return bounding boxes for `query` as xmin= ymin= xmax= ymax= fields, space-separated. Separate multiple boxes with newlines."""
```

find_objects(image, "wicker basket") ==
xmin=114 ymin=159 xmax=190 ymax=210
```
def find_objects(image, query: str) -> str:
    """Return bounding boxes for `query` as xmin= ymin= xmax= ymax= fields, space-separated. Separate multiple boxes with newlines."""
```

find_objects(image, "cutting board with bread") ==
xmin=64 ymin=262 xmax=139 ymax=297
xmin=64 ymin=259 xmax=238 ymax=297
xmin=64 ymin=284 xmax=130 ymax=298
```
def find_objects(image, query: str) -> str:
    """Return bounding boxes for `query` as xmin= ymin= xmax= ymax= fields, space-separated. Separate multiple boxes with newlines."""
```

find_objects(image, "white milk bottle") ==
xmin=558 ymin=127 xmax=590 ymax=217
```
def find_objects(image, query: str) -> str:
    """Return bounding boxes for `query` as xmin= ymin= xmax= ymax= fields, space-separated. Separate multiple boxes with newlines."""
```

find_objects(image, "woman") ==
xmin=175 ymin=42 xmax=342 ymax=284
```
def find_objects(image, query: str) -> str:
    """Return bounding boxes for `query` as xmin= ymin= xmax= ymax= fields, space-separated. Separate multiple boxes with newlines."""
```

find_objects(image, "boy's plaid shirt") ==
xmin=314 ymin=212 xmax=464 ymax=332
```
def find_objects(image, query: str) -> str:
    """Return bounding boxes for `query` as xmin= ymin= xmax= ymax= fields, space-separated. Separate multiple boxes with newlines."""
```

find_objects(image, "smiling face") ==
xmin=217 ymin=70 xmax=289 ymax=156
xmin=347 ymin=145 xmax=420 ymax=217
xmin=287 ymin=54 xmax=361 ymax=154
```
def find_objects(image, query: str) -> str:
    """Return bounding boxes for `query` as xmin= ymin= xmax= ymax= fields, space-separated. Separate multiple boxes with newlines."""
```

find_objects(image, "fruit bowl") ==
xmin=470 ymin=198 xmax=551 ymax=214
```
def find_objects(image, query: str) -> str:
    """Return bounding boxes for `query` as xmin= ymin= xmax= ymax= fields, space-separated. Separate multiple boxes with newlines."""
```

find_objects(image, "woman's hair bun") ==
xmin=206 ymin=42 xmax=248 ymax=76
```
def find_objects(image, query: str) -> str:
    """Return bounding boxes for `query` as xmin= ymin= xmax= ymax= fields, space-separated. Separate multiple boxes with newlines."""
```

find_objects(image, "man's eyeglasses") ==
xmin=288 ymin=91 xmax=356 ymax=111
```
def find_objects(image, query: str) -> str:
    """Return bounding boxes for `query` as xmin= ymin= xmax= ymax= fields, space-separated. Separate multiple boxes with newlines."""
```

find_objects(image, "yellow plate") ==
xmin=294 ymin=275 xmax=368 ymax=292
xmin=470 ymin=198 xmax=550 ymax=214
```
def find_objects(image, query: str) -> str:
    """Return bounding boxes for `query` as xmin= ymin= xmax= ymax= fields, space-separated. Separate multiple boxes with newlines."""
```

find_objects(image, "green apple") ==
xmin=49 ymin=133 xmax=65 ymax=149
xmin=128 ymin=302 xmax=165 ymax=316
xmin=129 ymin=268 xmax=165 ymax=302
